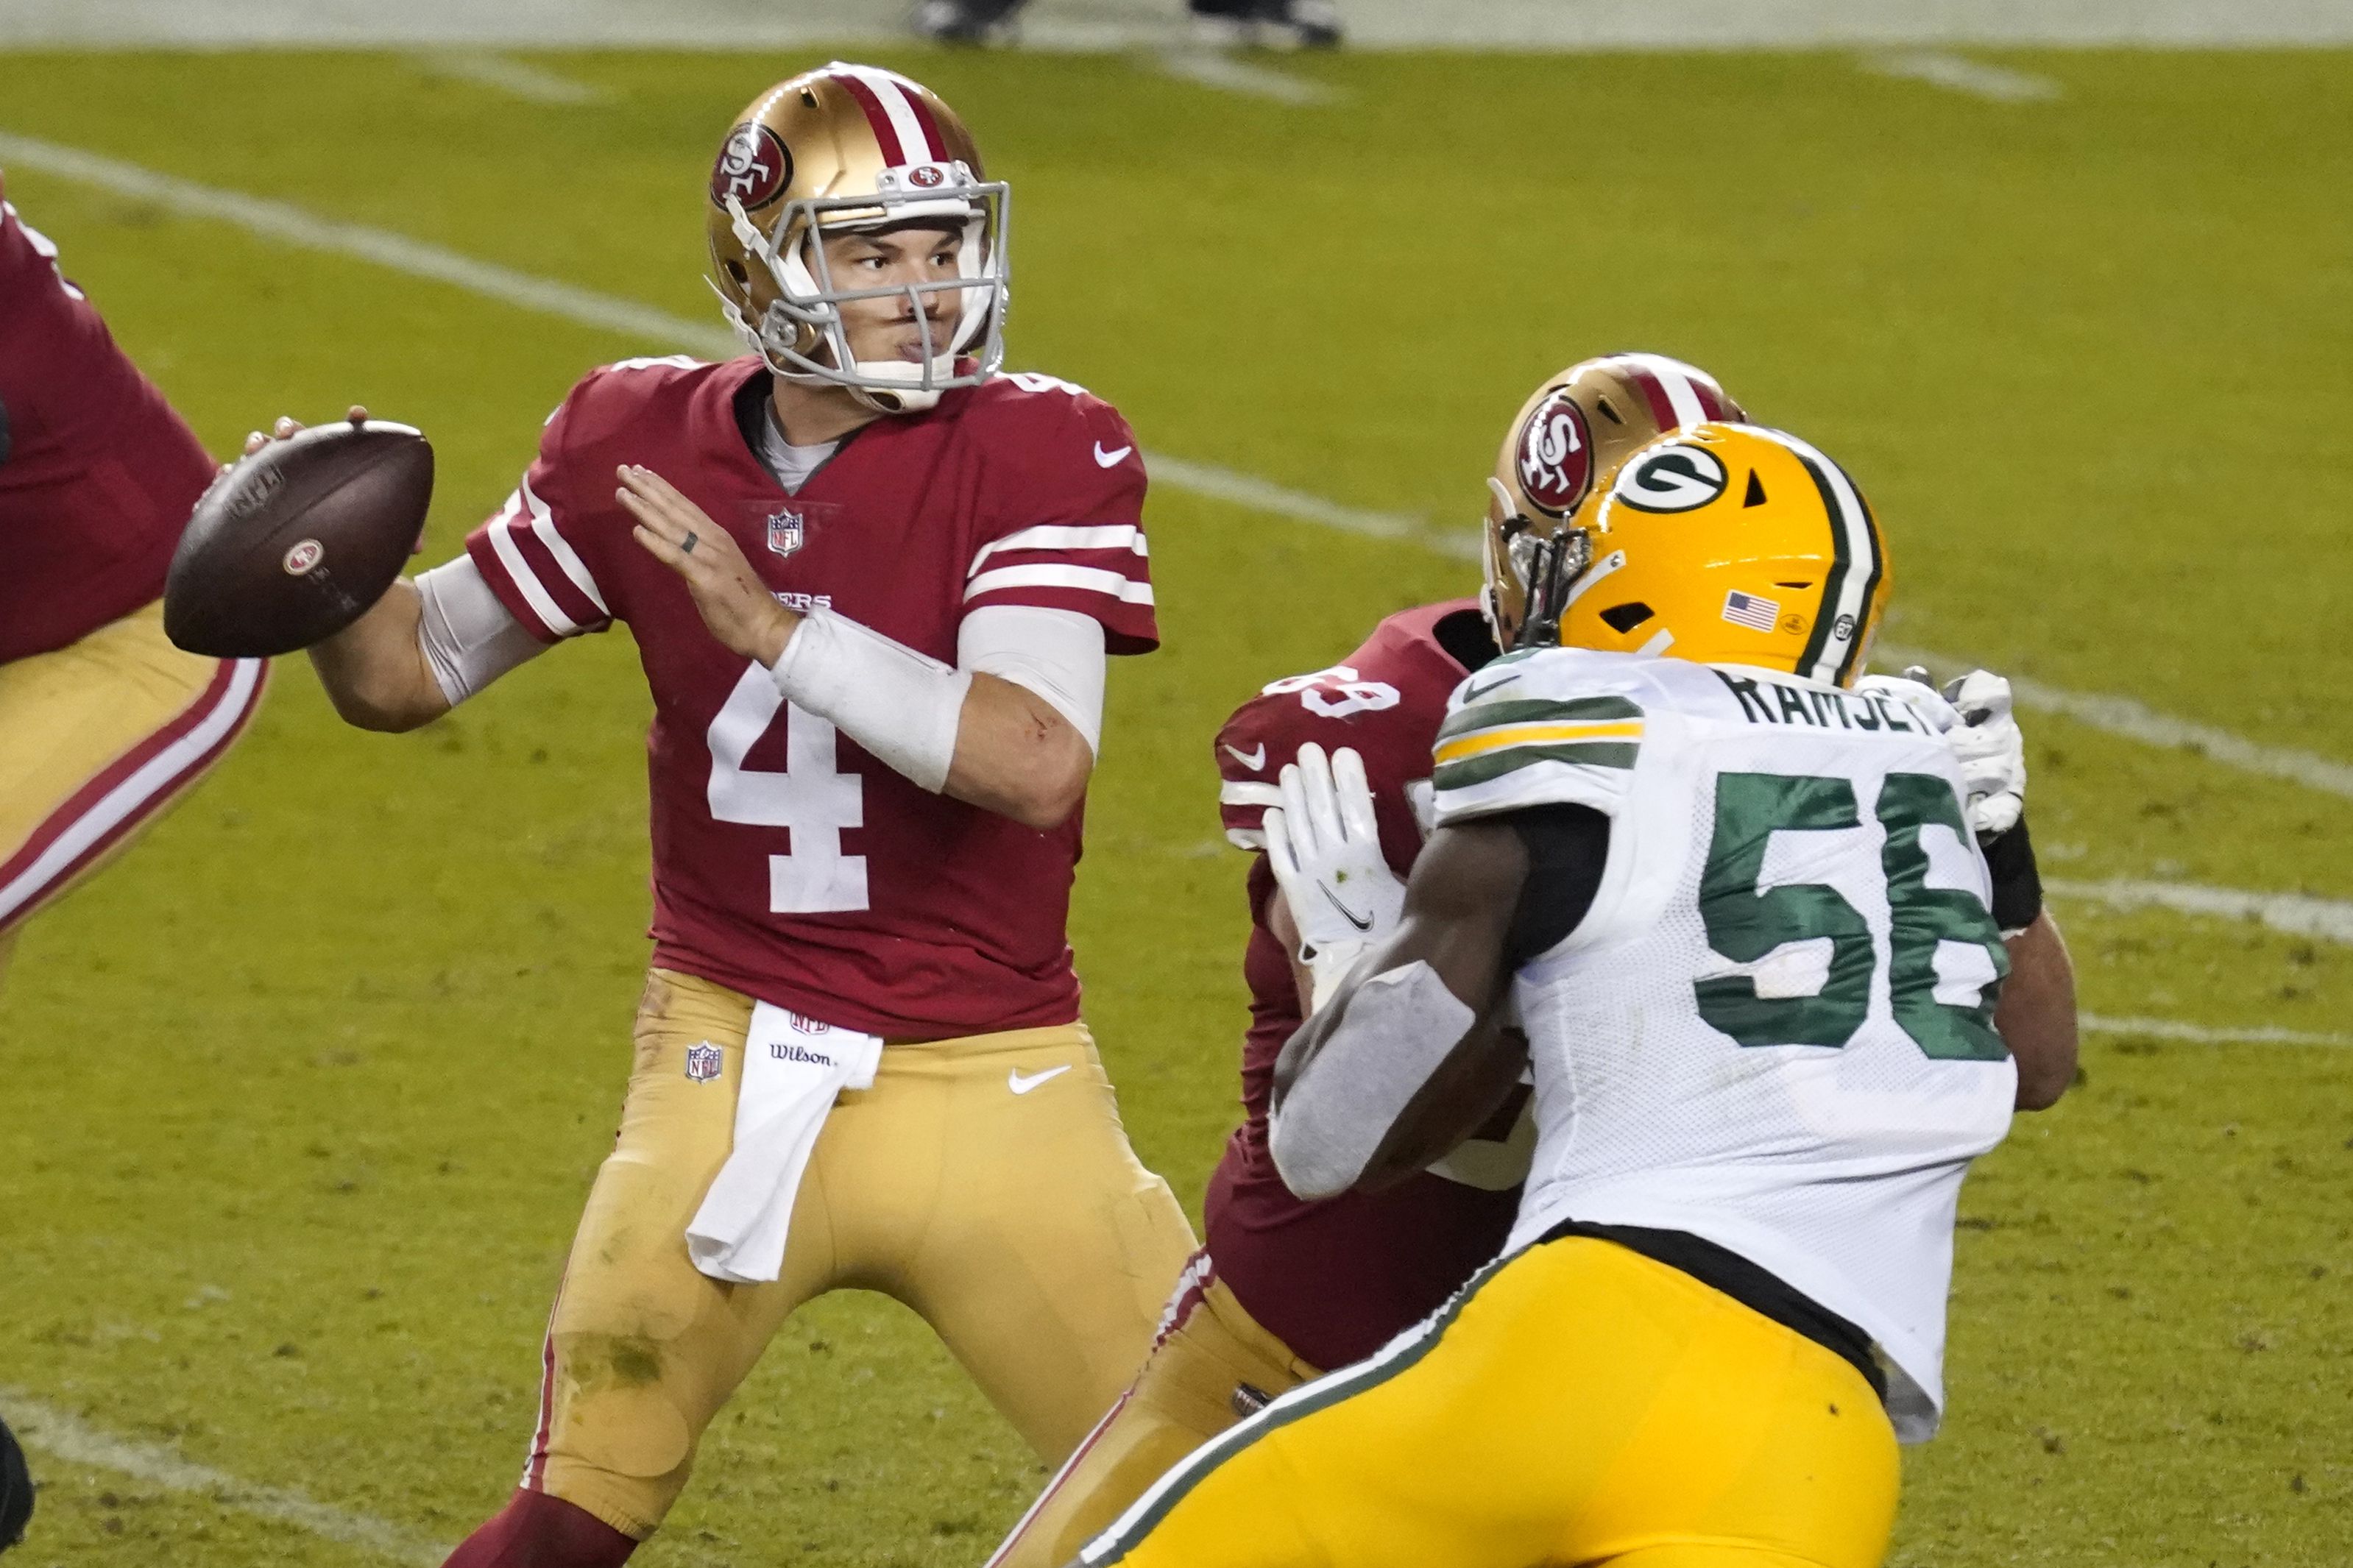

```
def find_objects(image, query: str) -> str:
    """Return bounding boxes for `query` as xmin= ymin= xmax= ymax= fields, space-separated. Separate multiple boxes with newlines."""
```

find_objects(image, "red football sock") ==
xmin=442 ymin=1489 xmax=638 ymax=1568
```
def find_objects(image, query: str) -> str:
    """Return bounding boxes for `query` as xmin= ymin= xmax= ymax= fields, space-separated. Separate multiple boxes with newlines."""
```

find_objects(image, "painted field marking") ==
xmin=7 ymin=128 xmax=2352 ymax=809
xmin=0 ymin=1389 xmax=449 ymax=1565
xmin=413 ymin=52 xmax=606 ymax=105
xmin=1150 ymin=49 xmax=1339 ymax=105
xmin=2079 ymin=1014 xmax=2351 ymax=1048
xmin=1862 ymin=50 xmax=2063 ymax=102
xmin=2047 ymin=878 xmax=2353 ymax=945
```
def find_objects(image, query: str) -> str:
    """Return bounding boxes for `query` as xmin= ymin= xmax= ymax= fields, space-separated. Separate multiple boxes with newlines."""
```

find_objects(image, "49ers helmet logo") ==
xmin=1612 ymin=442 xmax=1730 ymax=513
xmin=1514 ymin=391 xmax=1594 ymax=517
xmin=711 ymin=124 xmax=792 ymax=210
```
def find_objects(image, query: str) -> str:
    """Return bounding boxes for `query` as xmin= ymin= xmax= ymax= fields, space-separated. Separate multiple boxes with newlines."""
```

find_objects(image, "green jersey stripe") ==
xmin=1436 ymin=694 xmax=1644 ymax=740
xmin=1434 ymin=740 xmax=1640 ymax=792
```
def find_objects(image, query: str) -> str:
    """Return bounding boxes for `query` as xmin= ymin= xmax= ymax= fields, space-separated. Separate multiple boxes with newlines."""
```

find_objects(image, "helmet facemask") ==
xmin=721 ymin=166 xmax=1011 ymax=414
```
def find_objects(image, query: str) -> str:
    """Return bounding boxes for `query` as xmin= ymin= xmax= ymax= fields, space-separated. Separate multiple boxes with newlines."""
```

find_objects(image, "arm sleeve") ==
xmin=957 ymin=604 xmax=1106 ymax=754
xmin=963 ymin=397 xmax=1156 ymax=653
xmin=414 ymin=553 xmax=549 ymax=706
xmin=1431 ymin=653 xmax=1646 ymax=828
xmin=462 ymin=390 xmax=614 ymax=644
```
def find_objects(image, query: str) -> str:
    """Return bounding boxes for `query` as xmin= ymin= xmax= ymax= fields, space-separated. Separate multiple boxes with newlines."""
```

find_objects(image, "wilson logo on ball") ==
xmin=1612 ymin=443 xmax=1730 ymax=513
xmin=711 ymin=124 xmax=792 ymax=210
xmin=281 ymin=539 xmax=325 ymax=575
xmin=1514 ymin=392 xmax=1594 ymax=517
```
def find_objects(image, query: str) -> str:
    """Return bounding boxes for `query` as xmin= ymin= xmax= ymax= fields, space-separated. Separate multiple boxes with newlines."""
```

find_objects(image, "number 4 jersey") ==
xmin=1432 ymin=647 xmax=2017 ymax=1441
xmin=465 ymin=356 xmax=1155 ymax=1040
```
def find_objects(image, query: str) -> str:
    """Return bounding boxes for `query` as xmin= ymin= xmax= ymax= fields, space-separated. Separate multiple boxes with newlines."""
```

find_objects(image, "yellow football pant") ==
xmin=0 ymin=601 xmax=266 ymax=990
xmin=530 ymin=968 xmax=1200 ymax=1541
xmin=988 ymin=1271 xmax=1320 ymax=1568
xmin=1083 ymin=1238 xmax=1899 ymax=1568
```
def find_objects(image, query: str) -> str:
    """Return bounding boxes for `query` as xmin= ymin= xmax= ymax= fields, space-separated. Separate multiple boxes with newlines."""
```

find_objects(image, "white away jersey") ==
xmin=1432 ymin=648 xmax=2017 ymax=1440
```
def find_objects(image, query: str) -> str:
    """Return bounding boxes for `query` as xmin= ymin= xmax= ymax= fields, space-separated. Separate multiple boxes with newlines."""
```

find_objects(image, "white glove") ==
xmin=1855 ymin=668 xmax=2025 ymax=837
xmin=1943 ymin=669 xmax=2026 ymax=837
xmin=1263 ymin=742 xmax=1407 ymax=1013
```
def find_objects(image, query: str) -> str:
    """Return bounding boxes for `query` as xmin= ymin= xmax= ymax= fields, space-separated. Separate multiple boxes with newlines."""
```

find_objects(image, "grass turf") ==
xmin=0 ymin=43 xmax=2348 ymax=1567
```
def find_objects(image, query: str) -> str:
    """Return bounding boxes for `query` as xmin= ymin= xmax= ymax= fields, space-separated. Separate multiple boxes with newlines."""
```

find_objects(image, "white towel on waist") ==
xmin=685 ymin=1003 xmax=882 ymax=1285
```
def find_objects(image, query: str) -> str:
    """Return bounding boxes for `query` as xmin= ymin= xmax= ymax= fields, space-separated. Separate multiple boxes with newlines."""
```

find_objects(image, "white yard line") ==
xmin=0 ymin=1390 xmax=448 ymax=1564
xmin=7 ymin=128 xmax=2352 ymax=810
xmin=2048 ymin=878 xmax=2353 ymax=945
xmin=1861 ymin=50 xmax=2063 ymax=102
xmin=412 ymin=51 xmax=606 ymax=104
xmin=2079 ymin=1014 xmax=2352 ymax=1047
xmin=1150 ymin=49 xmax=1340 ymax=105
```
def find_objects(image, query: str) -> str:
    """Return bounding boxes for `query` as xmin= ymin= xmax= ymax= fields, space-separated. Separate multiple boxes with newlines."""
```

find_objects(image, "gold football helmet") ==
xmin=1554 ymin=422 xmax=1891 ymax=687
xmin=706 ymin=62 xmax=1008 ymax=413
xmin=1482 ymin=353 xmax=1745 ymax=650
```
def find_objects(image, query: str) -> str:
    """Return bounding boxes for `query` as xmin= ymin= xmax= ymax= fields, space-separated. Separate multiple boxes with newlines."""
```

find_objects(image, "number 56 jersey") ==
xmin=1432 ymin=648 xmax=2017 ymax=1441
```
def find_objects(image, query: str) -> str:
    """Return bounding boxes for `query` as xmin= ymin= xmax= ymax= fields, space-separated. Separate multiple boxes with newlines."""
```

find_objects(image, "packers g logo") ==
xmin=1513 ymin=391 xmax=1594 ymax=517
xmin=1612 ymin=443 xmax=1730 ymax=513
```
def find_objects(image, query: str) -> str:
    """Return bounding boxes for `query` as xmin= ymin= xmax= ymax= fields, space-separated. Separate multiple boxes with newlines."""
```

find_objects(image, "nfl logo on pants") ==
xmin=684 ymin=1041 xmax=723 ymax=1083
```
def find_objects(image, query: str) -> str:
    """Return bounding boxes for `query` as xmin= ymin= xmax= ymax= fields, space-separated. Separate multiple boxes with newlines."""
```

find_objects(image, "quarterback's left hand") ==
xmin=1264 ymin=743 xmax=1407 ymax=1012
xmin=620 ymin=465 xmax=799 ymax=665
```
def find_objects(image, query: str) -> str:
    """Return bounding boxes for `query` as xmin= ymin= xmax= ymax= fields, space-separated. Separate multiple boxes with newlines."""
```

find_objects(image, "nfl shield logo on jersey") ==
xmin=766 ymin=509 xmax=805 ymax=560
xmin=684 ymin=1041 xmax=723 ymax=1083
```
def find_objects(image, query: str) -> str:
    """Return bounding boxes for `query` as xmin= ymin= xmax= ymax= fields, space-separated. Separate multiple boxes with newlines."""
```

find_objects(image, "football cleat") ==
xmin=1190 ymin=0 xmax=1343 ymax=49
xmin=706 ymin=63 xmax=1008 ymax=414
xmin=907 ymin=0 xmax=1024 ymax=45
xmin=1480 ymin=353 xmax=1744 ymax=651
xmin=1556 ymin=422 xmax=1892 ymax=687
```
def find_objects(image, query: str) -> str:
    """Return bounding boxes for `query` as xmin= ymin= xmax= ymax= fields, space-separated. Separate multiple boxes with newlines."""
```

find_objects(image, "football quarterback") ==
xmin=1073 ymin=422 xmax=2078 ymax=1568
xmin=242 ymin=63 xmax=1196 ymax=1567
xmin=0 ymin=185 xmax=268 ymax=991
xmin=986 ymin=353 xmax=1755 ymax=1568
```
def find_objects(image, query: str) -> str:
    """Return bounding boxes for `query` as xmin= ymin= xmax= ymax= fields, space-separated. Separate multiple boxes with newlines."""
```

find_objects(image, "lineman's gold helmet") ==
xmin=1482 ymin=353 xmax=1746 ymax=650
xmin=1556 ymin=423 xmax=1890 ymax=687
xmin=706 ymin=62 xmax=1008 ymax=413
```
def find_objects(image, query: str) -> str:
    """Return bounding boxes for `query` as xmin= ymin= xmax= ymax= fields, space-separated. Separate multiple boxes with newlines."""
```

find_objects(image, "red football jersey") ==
xmin=1204 ymin=599 xmax=1524 ymax=1372
xmin=0 ymin=186 xmax=219 ymax=663
xmin=465 ymin=356 xmax=1154 ymax=1040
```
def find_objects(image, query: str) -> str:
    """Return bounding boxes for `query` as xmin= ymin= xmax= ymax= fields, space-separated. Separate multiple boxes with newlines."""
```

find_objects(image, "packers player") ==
xmin=244 ymin=64 xmax=1196 ymax=1567
xmin=0 ymin=187 xmax=268 ymax=990
xmin=988 ymin=352 xmax=1749 ymax=1568
xmin=1073 ymin=422 xmax=2077 ymax=1568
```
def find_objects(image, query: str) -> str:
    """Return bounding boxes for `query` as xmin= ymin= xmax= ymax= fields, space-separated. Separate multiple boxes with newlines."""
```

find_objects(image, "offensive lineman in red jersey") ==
xmin=0 ymin=183 xmax=269 ymax=991
xmin=984 ymin=354 xmax=1745 ymax=1568
xmin=245 ymin=65 xmax=1195 ymax=1566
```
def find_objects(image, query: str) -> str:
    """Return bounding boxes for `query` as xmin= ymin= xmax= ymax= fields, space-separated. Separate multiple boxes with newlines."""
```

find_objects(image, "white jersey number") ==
xmin=1262 ymin=665 xmax=1402 ymax=720
xmin=5 ymin=202 xmax=85 ymax=300
xmin=707 ymin=663 xmax=868 ymax=914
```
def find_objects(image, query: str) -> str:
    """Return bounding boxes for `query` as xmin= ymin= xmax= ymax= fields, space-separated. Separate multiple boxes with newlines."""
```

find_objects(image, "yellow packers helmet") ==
xmin=706 ymin=62 xmax=1008 ymax=414
xmin=1483 ymin=352 xmax=1747 ymax=650
xmin=1556 ymin=423 xmax=1891 ymax=687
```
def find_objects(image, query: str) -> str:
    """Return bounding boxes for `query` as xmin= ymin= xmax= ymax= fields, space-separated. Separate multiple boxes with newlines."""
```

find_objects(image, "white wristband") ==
xmin=768 ymin=608 xmax=972 ymax=793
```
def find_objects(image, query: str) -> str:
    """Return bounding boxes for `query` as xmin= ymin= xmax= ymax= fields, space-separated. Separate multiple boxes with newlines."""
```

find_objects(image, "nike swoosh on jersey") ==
xmin=1093 ymin=442 xmax=1134 ymax=468
xmin=1223 ymin=742 xmax=1267 ymax=771
xmin=1318 ymin=883 xmax=1376 ymax=932
xmin=1460 ymin=672 xmax=1524 ymax=703
xmin=1008 ymin=1065 xmax=1073 ymax=1095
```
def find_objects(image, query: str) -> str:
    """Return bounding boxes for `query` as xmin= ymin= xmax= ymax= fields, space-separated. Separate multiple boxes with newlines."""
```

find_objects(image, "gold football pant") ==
xmin=1080 ymin=1238 xmax=1900 ymax=1568
xmin=987 ymin=1263 xmax=1320 ymax=1568
xmin=526 ymin=968 xmax=1200 ymax=1541
xmin=0 ymin=601 xmax=267 ymax=988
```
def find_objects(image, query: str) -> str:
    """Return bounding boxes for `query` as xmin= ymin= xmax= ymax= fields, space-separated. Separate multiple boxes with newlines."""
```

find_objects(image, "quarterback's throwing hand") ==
xmin=619 ymin=465 xmax=799 ymax=667
xmin=1264 ymin=743 xmax=1406 ymax=1012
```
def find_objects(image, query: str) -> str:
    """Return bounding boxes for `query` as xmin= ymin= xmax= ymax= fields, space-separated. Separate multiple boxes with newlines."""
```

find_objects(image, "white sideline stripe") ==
xmin=1151 ymin=49 xmax=1340 ymax=106
xmin=10 ymin=130 xmax=2350 ymax=807
xmin=411 ymin=51 xmax=606 ymax=104
xmin=0 ymin=659 xmax=263 ymax=924
xmin=2079 ymin=1014 xmax=2352 ymax=1048
xmin=2048 ymin=878 xmax=2353 ymax=945
xmin=1872 ymin=640 xmax=2353 ymax=802
xmin=1863 ymin=50 xmax=2064 ymax=102
xmin=0 ymin=1389 xmax=449 ymax=1566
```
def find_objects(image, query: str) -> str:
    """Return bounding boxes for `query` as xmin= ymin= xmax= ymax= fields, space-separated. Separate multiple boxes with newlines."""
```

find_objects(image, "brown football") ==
xmin=164 ymin=420 xmax=434 ymax=659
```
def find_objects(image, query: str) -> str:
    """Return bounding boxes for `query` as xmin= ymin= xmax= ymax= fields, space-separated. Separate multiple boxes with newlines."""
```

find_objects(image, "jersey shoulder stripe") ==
xmin=1432 ymin=650 xmax=1657 ymax=825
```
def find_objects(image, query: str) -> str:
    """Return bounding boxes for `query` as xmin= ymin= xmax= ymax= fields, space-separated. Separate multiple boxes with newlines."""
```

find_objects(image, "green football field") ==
xmin=1 ymin=43 xmax=2349 ymax=1567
